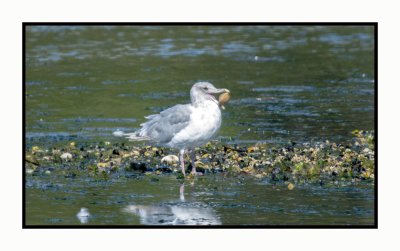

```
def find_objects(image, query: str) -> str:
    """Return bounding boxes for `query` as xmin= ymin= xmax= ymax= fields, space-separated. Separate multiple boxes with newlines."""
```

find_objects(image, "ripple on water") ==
xmin=26 ymin=131 xmax=82 ymax=141
xmin=62 ymin=117 xmax=137 ymax=123
xmin=25 ymin=26 xmax=375 ymax=146
xmin=26 ymin=81 xmax=45 ymax=86
xmin=101 ymin=79 xmax=139 ymax=85
xmin=252 ymin=85 xmax=317 ymax=93
xmin=237 ymin=81 xmax=255 ymax=85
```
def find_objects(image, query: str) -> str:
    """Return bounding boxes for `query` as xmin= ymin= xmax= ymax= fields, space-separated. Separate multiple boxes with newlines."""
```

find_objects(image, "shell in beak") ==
xmin=218 ymin=91 xmax=230 ymax=110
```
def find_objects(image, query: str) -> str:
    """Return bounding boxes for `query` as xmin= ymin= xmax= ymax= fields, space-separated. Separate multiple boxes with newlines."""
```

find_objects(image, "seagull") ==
xmin=114 ymin=82 xmax=230 ymax=176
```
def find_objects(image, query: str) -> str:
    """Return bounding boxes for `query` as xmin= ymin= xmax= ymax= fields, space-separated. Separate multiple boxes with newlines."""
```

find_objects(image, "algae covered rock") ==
xmin=24 ymin=131 xmax=375 ymax=185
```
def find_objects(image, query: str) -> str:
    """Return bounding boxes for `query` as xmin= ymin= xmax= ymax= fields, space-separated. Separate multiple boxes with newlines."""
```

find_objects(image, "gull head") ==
xmin=190 ymin=82 xmax=230 ymax=105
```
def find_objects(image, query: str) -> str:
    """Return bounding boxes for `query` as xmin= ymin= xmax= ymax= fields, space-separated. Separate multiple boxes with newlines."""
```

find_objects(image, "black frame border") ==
xmin=22 ymin=22 xmax=378 ymax=229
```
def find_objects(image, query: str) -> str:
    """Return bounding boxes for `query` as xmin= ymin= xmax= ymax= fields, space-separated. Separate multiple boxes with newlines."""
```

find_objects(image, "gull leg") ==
xmin=189 ymin=149 xmax=198 ymax=175
xmin=179 ymin=149 xmax=186 ymax=176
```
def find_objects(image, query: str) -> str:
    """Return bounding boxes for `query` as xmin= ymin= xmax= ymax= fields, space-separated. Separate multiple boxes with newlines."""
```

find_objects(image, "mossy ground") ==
xmin=25 ymin=130 xmax=375 ymax=186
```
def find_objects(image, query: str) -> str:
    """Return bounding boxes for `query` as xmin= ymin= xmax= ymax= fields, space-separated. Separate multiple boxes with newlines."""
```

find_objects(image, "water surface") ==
xmin=25 ymin=25 xmax=375 ymax=146
xmin=26 ymin=174 xmax=374 ymax=225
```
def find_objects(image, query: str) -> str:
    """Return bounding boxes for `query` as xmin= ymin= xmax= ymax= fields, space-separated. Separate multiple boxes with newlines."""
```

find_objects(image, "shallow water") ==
xmin=26 ymin=174 xmax=374 ymax=226
xmin=25 ymin=25 xmax=375 ymax=146
xmin=25 ymin=25 xmax=375 ymax=226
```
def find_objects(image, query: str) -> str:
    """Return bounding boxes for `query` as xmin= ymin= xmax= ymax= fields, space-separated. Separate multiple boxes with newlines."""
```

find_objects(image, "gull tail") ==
xmin=113 ymin=130 xmax=149 ymax=141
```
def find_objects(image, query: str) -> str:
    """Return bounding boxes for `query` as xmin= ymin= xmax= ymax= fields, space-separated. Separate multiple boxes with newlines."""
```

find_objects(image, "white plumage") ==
xmin=168 ymin=100 xmax=221 ymax=149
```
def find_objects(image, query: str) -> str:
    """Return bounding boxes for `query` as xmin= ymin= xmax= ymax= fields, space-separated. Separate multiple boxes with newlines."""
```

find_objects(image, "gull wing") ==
xmin=136 ymin=104 xmax=192 ymax=144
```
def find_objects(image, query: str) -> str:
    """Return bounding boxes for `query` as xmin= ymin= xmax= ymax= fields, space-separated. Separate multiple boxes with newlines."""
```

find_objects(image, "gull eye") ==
xmin=203 ymin=87 xmax=208 ymax=91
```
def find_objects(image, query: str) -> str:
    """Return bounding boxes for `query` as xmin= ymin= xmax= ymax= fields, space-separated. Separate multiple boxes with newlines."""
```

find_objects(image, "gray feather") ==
xmin=138 ymin=104 xmax=191 ymax=144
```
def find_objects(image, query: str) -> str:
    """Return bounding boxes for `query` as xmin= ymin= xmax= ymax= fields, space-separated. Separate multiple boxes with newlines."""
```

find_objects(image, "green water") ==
xmin=25 ymin=25 xmax=375 ymax=226
xmin=25 ymin=25 xmax=374 ymax=146
xmin=26 ymin=174 xmax=374 ymax=225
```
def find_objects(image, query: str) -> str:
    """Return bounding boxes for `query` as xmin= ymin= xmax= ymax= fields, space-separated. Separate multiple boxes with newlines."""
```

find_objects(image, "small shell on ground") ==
xmin=60 ymin=152 xmax=73 ymax=161
xmin=161 ymin=155 xmax=179 ymax=165
xmin=195 ymin=160 xmax=208 ymax=168
xmin=201 ymin=153 xmax=211 ymax=158
xmin=247 ymin=146 xmax=259 ymax=153
xmin=97 ymin=162 xmax=110 ymax=171
xmin=287 ymin=183 xmax=295 ymax=190
xmin=32 ymin=146 xmax=42 ymax=153
xmin=26 ymin=169 xmax=34 ymax=174
xmin=242 ymin=166 xmax=254 ymax=173
xmin=218 ymin=92 xmax=230 ymax=110
xmin=122 ymin=150 xmax=141 ymax=158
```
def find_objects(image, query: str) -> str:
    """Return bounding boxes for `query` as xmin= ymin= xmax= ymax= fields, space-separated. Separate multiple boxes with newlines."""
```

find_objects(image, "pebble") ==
xmin=363 ymin=148 xmax=371 ymax=153
xmin=60 ymin=152 xmax=73 ymax=161
xmin=97 ymin=162 xmax=109 ymax=170
xmin=161 ymin=155 xmax=179 ymax=165
xmin=32 ymin=146 xmax=41 ymax=152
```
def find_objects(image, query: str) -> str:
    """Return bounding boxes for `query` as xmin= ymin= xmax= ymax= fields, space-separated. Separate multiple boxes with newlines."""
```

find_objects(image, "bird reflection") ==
xmin=123 ymin=183 xmax=221 ymax=225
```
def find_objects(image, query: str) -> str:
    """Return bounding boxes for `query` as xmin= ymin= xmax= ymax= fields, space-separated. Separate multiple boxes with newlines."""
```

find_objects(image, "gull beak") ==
xmin=206 ymin=87 xmax=230 ymax=107
xmin=208 ymin=88 xmax=230 ymax=95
